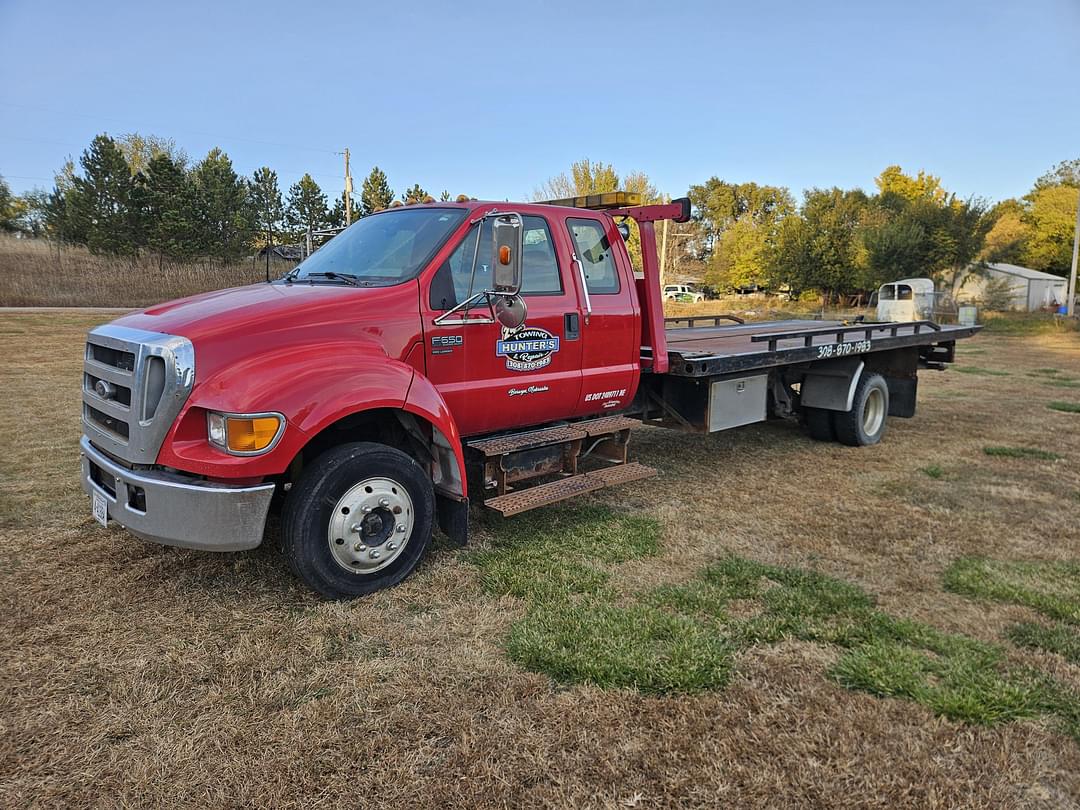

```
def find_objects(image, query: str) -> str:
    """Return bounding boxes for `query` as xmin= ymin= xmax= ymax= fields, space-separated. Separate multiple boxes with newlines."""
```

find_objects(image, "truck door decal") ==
xmin=496 ymin=326 xmax=560 ymax=372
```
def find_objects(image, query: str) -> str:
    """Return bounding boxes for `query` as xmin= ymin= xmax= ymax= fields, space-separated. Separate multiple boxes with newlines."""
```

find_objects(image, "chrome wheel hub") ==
xmin=862 ymin=387 xmax=885 ymax=436
xmin=328 ymin=477 xmax=414 ymax=574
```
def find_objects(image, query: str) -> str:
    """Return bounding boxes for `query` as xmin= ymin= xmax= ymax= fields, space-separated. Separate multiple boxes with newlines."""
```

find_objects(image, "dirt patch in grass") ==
xmin=3 ymin=314 xmax=1080 ymax=807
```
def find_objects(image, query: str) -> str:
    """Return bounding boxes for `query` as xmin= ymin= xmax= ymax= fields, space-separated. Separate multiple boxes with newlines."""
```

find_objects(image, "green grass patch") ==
xmin=982 ymin=446 xmax=1062 ymax=461
xmin=1028 ymin=368 xmax=1063 ymax=377
xmin=1008 ymin=622 xmax=1080 ymax=665
xmin=1048 ymin=401 xmax=1080 ymax=413
xmin=1045 ymin=378 xmax=1080 ymax=389
xmin=954 ymin=366 xmax=1010 ymax=377
xmin=470 ymin=509 xmax=1080 ymax=737
xmin=507 ymin=599 xmax=736 ymax=693
xmin=469 ymin=505 xmax=661 ymax=602
xmin=920 ymin=464 xmax=945 ymax=479
xmin=944 ymin=557 xmax=1080 ymax=625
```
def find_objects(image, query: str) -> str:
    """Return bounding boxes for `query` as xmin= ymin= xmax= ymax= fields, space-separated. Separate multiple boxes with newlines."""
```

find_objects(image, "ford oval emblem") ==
xmin=95 ymin=379 xmax=116 ymax=400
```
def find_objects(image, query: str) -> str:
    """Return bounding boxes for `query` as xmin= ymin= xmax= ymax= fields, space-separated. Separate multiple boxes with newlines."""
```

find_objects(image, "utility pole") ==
xmin=1068 ymin=185 xmax=1079 ymax=317
xmin=343 ymin=148 xmax=353 ymax=226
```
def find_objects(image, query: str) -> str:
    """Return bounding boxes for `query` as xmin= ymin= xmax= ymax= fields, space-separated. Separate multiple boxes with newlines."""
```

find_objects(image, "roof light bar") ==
xmin=540 ymin=191 xmax=643 ymax=210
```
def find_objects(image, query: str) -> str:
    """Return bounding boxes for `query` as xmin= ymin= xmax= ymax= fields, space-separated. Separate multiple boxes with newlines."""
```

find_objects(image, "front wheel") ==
xmin=282 ymin=442 xmax=435 ymax=599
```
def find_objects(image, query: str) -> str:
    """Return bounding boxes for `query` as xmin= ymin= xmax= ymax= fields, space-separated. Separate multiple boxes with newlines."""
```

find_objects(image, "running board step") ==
xmin=483 ymin=462 xmax=657 ymax=517
xmin=467 ymin=416 xmax=639 ymax=457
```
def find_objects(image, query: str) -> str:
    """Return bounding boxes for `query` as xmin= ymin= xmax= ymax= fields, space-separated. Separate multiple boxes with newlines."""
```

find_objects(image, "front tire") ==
xmin=833 ymin=373 xmax=890 ymax=447
xmin=282 ymin=442 xmax=435 ymax=599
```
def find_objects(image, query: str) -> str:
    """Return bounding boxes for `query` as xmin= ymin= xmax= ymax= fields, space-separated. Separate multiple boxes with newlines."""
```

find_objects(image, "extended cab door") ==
xmin=564 ymin=215 xmax=640 ymax=416
xmin=421 ymin=214 xmax=583 ymax=436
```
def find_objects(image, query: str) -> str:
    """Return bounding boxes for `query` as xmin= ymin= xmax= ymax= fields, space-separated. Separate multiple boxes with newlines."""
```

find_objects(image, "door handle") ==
xmin=564 ymin=312 xmax=580 ymax=340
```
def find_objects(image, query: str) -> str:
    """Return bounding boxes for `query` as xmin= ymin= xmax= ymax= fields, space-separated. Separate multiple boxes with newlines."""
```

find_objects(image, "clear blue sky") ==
xmin=1 ymin=0 xmax=1077 ymax=204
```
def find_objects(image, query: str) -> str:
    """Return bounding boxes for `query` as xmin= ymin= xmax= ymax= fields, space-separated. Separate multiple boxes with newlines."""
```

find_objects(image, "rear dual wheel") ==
xmin=803 ymin=373 xmax=890 ymax=447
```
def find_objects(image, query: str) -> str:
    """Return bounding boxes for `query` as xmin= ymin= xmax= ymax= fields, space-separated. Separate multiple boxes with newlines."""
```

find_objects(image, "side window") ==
xmin=567 ymin=218 xmax=620 ymax=295
xmin=519 ymin=216 xmax=562 ymax=295
xmin=429 ymin=221 xmax=492 ymax=310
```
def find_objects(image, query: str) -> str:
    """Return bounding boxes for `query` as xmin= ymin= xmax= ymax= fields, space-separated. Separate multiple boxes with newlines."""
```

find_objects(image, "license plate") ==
xmin=92 ymin=490 xmax=109 ymax=527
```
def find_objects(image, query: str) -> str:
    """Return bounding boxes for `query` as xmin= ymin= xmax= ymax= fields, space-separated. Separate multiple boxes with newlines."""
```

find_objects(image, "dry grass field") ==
xmin=0 ymin=236 xmax=276 ymax=307
xmin=3 ymin=309 xmax=1080 ymax=808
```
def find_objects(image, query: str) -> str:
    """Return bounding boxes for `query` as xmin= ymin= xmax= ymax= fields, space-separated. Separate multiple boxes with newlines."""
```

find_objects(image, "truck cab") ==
xmin=80 ymin=196 xmax=675 ymax=598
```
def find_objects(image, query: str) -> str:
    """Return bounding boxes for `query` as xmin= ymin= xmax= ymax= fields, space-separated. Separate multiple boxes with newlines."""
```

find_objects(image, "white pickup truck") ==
xmin=663 ymin=284 xmax=704 ymax=303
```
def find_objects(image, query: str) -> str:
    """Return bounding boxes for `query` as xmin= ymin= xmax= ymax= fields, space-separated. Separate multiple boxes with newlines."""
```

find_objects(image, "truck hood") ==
xmin=114 ymin=281 xmax=414 ymax=344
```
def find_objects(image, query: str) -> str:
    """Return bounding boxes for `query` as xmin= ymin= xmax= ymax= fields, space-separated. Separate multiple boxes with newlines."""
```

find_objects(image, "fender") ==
xmin=403 ymin=371 xmax=467 ymax=499
xmin=157 ymin=341 xmax=467 ymax=494
xmin=800 ymin=357 xmax=864 ymax=412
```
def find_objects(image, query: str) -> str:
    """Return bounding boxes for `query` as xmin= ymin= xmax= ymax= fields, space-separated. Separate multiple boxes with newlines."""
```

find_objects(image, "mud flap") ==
xmin=436 ymin=494 xmax=469 ymax=546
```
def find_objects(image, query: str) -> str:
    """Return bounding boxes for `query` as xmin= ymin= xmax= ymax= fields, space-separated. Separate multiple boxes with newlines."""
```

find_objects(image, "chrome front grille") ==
xmin=82 ymin=324 xmax=195 ymax=464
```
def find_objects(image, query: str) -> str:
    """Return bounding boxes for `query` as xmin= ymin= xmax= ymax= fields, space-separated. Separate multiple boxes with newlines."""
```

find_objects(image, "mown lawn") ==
xmin=2 ymin=311 xmax=1080 ymax=808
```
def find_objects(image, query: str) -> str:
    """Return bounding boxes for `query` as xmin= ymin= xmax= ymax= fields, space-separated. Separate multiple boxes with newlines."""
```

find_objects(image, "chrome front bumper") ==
xmin=80 ymin=436 xmax=275 ymax=552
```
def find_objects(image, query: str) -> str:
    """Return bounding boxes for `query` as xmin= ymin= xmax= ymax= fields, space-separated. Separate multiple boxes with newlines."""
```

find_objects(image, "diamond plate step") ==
xmin=467 ymin=416 xmax=640 ymax=457
xmin=483 ymin=462 xmax=657 ymax=517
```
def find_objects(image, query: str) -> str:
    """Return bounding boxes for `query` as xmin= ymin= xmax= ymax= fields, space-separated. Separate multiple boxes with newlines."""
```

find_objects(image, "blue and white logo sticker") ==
xmin=496 ymin=327 xmax=560 ymax=372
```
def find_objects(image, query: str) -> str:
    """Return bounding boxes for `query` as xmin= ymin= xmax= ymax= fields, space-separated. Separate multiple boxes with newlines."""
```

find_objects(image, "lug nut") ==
xmin=387 ymin=542 xmax=397 ymax=551
xmin=361 ymin=505 xmax=371 ymax=514
xmin=396 ymin=524 xmax=406 ymax=533
xmin=379 ymin=498 xmax=390 ymax=507
xmin=350 ymin=523 xmax=362 ymax=532
xmin=369 ymin=550 xmax=380 ymax=560
xmin=354 ymin=543 xmax=366 ymax=552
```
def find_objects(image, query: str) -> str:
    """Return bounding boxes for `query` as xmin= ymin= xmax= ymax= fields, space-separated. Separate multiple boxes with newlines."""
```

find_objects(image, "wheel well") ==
xmin=280 ymin=408 xmax=463 ymax=498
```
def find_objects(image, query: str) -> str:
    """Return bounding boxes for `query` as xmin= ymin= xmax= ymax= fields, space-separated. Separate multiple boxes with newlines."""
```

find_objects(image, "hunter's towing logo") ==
xmin=496 ymin=327 xmax=560 ymax=372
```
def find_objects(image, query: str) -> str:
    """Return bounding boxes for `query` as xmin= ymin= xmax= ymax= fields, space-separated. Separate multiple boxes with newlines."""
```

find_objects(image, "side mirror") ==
xmin=616 ymin=222 xmax=631 ymax=241
xmin=492 ymin=214 xmax=523 ymax=293
xmin=493 ymin=293 xmax=527 ymax=331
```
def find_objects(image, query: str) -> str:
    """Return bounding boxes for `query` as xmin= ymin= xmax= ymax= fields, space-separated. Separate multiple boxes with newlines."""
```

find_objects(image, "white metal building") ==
xmin=953 ymin=262 xmax=1067 ymax=311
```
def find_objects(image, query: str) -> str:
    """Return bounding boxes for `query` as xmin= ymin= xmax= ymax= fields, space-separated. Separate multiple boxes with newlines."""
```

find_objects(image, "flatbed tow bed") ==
xmin=655 ymin=319 xmax=980 ymax=376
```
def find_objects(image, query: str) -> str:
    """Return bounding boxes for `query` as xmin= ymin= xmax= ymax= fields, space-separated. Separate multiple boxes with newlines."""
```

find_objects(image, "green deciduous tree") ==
xmin=874 ymin=165 xmax=948 ymax=205
xmin=770 ymin=188 xmax=870 ymax=302
xmin=360 ymin=166 xmax=394 ymax=215
xmin=115 ymin=132 xmax=187 ymax=176
xmin=532 ymin=158 xmax=621 ymax=200
xmin=1021 ymin=184 xmax=1079 ymax=275
xmin=0 ymin=174 xmax=20 ymax=234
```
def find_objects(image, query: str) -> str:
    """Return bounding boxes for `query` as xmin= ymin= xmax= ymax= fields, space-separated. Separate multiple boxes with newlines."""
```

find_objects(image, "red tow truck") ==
xmin=80 ymin=193 xmax=979 ymax=598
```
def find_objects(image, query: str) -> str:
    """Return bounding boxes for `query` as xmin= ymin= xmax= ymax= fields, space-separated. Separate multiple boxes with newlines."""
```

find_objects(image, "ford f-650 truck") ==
xmin=80 ymin=192 xmax=979 ymax=598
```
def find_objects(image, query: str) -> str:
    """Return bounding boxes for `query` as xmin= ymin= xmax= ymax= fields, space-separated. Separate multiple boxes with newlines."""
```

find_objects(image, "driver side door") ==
xmin=421 ymin=215 xmax=583 ymax=437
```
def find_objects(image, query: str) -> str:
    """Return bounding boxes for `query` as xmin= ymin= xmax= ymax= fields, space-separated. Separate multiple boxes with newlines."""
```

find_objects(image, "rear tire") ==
xmin=282 ymin=442 xmax=435 ymax=599
xmin=804 ymin=407 xmax=836 ymax=442
xmin=834 ymin=373 xmax=890 ymax=447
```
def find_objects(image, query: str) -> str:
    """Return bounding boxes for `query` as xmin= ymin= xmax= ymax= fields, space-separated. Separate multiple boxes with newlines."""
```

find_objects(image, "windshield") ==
xmin=286 ymin=207 xmax=467 ymax=286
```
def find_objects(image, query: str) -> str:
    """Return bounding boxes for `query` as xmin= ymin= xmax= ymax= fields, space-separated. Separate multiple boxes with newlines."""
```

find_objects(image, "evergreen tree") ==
xmin=360 ymin=166 xmax=394 ymax=215
xmin=250 ymin=167 xmax=284 ymax=247
xmin=143 ymin=153 xmax=197 ymax=264
xmin=439 ymin=190 xmax=451 ymax=202
xmin=285 ymin=173 xmax=329 ymax=239
xmin=401 ymin=184 xmax=429 ymax=204
xmin=68 ymin=134 xmax=139 ymax=256
xmin=191 ymin=148 xmax=252 ymax=262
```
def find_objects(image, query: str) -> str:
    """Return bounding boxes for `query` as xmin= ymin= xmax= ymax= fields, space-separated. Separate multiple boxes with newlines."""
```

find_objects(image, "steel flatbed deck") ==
xmin=648 ymin=319 xmax=981 ymax=377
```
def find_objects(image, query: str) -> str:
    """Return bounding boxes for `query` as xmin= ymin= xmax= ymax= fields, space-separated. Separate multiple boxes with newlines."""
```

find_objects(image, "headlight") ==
xmin=206 ymin=411 xmax=285 ymax=455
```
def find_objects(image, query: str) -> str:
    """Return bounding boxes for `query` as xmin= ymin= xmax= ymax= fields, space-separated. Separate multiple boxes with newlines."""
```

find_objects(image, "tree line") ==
xmin=1 ymin=138 xmax=1077 ymax=299
xmin=0 ymin=132 xmax=452 ymax=265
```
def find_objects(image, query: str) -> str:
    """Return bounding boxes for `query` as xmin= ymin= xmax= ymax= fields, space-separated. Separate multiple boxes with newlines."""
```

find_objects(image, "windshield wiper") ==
xmin=296 ymin=271 xmax=363 ymax=287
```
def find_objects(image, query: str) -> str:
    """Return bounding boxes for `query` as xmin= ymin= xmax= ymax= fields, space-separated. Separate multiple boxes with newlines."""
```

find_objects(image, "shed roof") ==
xmin=984 ymin=263 xmax=1066 ymax=282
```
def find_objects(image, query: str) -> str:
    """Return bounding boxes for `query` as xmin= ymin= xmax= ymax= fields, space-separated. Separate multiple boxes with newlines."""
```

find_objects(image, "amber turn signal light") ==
xmin=499 ymin=245 xmax=512 ymax=265
xmin=207 ymin=412 xmax=284 ymax=455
